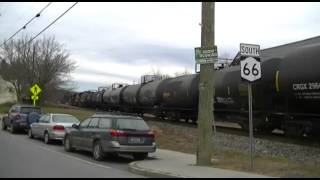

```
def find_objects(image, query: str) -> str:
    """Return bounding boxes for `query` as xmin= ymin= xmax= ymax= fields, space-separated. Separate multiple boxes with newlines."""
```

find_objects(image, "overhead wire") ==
xmin=0 ymin=2 xmax=79 ymax=61
xmin=28 ymin=2 xmax=78 ymax=43
xmin=0 ymin=2 xmax=52 ymax=48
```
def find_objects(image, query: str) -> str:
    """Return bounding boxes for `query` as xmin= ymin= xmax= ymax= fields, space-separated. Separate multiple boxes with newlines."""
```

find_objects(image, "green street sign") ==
xmin=30 ymin=84 xmax=42 ymax=106
xmin=195 ymin=46 xmax=218 ymax=64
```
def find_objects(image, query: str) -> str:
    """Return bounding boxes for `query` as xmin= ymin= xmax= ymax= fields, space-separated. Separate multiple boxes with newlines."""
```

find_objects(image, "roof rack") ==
xmin=94 ymin=111 xmax=141 ymax=117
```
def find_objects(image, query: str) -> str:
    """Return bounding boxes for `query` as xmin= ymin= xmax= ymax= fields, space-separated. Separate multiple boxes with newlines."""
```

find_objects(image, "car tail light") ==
xmin=53 ymin=125 xmax=65 ymax=131
xmin=148 ymin=131 xmax=155 ymax=138
xmin=110 ymin=130 xmax=126 ymax=137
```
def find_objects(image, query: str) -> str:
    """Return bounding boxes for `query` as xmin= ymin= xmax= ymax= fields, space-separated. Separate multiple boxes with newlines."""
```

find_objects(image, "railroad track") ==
xmin=142 ymin=114 xmax=320 ymax=149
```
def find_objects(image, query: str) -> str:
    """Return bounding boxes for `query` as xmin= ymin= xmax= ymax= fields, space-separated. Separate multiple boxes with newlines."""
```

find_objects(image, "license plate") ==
xmin=128 ymin=137 xmax=145 ymax=144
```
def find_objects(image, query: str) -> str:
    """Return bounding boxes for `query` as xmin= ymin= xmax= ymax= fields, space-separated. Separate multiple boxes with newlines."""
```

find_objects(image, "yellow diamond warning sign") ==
xmin=30 ymin=84 xmax=42 ymax=106
xmin=30 ymin=84 xmax=42 ymax=96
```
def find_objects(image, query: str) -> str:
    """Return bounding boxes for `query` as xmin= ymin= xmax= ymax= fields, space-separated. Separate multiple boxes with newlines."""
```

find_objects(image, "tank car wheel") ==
xmin=239 ymin=122 xmax=249 ymax=131
xmin=189 ymin=118 xmax=197 ymax=124
xmin=255 ymin=127 xmax=275 ymax=134
xmin=284 ymin=123 xmax=305 ymax=138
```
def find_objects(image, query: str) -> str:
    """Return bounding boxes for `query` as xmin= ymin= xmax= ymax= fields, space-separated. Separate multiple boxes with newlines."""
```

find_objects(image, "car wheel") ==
xmin=133 ymin=153 xmax=148 ymax=160
xmin=93 ymin=141 xmax=104 ymax=161
xmin=44 ymin=132 xmax=50 ymax=144
xmin=10 ymin=124 xmax=16 ymax=134
xmin=1 ymin=120 xmax=6 ymax=130
xmin=28 ymin=129 xmax=34 ymax=139
xmin=64 ymin=135 xmax=74 ymax=152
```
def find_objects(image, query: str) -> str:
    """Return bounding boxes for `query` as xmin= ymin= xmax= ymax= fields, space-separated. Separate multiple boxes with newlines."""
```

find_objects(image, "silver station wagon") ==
xmin=64 ymin=113 xmax=156 ymax=161
xmin=28 ymin=113 xmax=80 ymax=144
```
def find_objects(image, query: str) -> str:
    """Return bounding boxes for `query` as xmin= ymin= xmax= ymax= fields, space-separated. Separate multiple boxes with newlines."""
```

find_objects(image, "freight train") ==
xmin=69 ymin=38 xmax=320 ymax=138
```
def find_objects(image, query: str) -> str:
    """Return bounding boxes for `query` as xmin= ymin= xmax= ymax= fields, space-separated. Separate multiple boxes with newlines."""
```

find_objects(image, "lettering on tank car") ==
xmin=308 ymin=82 xmax=320 ymax=90
xmin=163 ymin=92 xmax=171 ymax=99
xmin=293 ymin=82 xmax=320 ymax=91
xmin=293 ymin=83 xmax=308 ymax=91
xmin=293 ymin=82 xmax=320 ymax=100
xmin=216 ymin=97 xmax=235 ymax=105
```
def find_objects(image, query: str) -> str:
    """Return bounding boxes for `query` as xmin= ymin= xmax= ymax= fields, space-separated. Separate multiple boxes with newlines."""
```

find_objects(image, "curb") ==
xmin=128 ymin=161 xmax=192 ymax=178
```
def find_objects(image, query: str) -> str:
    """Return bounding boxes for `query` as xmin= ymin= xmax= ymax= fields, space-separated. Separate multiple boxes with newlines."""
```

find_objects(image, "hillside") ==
xmin=0 ymin=76 xmax=17 ymax=104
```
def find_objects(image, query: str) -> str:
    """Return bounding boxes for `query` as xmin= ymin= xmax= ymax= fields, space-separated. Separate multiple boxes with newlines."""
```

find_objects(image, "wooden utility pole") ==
xmin=196 ymin=2 xmax=215 ymax=166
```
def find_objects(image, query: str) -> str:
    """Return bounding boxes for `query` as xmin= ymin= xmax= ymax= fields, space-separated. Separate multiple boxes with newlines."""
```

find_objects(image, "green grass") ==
xmin=42 ymin=106 xmax=96 ymax=121
xmin=0 ymin=103 xmax=96 ymax=121
xmin=0 ymin=103 xmax=14 ymax=114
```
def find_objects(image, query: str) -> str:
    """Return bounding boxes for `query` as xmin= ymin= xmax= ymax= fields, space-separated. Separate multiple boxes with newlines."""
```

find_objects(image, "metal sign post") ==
xmin=239 ymin=43 xmax=261 ymax=170
xmin=248 ymin=83 xmax=253 ymax=169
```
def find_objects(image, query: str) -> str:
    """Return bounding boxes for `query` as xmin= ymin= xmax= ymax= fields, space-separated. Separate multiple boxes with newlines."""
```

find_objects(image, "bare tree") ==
xmin=0 ymin=35 xmax=76 ymax=104
xmin=145 ymin=66 xmax=171 ymax=79
xmin=219 ymin=51 xmax=233 ymax=60
xmin=218 ymin=47 xmax=236 ymax=60
xmin=174 ymin=68 xmax=192 ymax=77
xmin=217 ymin=48 xmax=235 ymax=69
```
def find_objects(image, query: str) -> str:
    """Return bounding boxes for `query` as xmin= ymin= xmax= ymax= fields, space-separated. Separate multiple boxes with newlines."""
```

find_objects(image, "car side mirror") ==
xmin=72 ymin=124 xmax=79 ymax=129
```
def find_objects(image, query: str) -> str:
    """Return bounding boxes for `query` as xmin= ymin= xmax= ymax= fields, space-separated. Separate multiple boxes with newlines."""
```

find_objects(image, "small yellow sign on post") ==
xmin=30 ymin=84 xmax=42 ymax=106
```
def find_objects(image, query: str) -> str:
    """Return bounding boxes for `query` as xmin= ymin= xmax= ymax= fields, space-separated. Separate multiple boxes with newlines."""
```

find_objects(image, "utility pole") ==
xmin=196 ymin=2 xmax=215 ymax=166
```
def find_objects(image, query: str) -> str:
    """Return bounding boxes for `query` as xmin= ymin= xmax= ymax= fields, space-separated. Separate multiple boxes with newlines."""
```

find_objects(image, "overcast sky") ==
xmin=1 ymin=2 xmax=320 ymax=91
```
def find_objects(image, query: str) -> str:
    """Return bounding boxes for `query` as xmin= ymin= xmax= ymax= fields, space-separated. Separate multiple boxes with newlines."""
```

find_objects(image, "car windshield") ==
xmin=52 ymin=115 xmax=80 ymax=124
xmin=21 ymin=107 xmax=41 ymax=114
xmin=116 ymin=118 xmax=149 ymax=131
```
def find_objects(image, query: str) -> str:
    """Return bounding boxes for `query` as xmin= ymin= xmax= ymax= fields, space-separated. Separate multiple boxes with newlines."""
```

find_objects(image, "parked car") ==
xmin=28 ymin=113 xmax=80 ymax=144
xmin=2 ymin=104 xmax=42 ymax=133
xmin=64 ymin=113 xmax=156 ymax=161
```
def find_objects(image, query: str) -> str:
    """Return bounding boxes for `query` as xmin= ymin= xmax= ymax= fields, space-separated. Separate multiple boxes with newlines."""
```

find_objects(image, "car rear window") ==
xmin=21 ymin=107 xmax=41 ymax=114
xmin=116 ymin=118 xmax=149 ymax=131
xmin=52 ymin=115 xmax=80 ymax=124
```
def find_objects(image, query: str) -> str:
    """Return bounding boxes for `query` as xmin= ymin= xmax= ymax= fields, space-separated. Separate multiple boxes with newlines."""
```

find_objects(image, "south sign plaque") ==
xmin=240 ymin=43 xmax=260 ymax=57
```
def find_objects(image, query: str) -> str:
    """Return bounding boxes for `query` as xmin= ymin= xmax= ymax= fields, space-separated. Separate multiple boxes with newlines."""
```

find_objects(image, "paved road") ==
xmin=0 ymin=122 xmax=146 ymax=178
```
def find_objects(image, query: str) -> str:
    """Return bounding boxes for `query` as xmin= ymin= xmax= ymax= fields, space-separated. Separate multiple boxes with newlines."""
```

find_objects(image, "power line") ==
xmin=28 ymin=2 xmax=78 ymax=43
xmin=0 ymin=2 xmax=52 ymax=48
xmin=0 ymin=2 xmax=78 ymax=62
